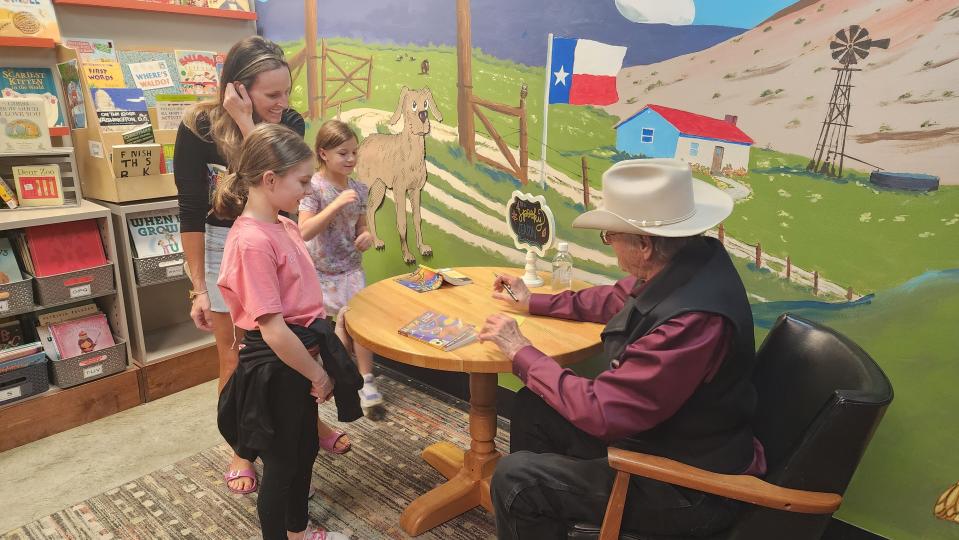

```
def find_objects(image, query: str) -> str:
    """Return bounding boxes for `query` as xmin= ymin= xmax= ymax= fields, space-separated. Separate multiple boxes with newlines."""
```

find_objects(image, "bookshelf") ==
xmin=0 ymin=198 xmax=140 ymax=451
xmin=54 ymin=0 xmax=257 ymax=20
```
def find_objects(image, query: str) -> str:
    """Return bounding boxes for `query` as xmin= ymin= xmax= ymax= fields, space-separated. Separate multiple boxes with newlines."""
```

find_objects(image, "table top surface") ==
xmin=345 ymin=266 xmax=604 ymax=374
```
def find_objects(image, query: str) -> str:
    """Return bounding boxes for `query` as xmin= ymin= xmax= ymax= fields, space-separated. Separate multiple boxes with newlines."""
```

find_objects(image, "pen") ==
xmin=494 ymin=273 xmax=518 ymax=302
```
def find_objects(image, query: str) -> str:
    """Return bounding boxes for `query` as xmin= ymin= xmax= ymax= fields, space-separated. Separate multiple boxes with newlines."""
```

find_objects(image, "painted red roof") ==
xmin=618 ymin=104 xmax=754 ymax=145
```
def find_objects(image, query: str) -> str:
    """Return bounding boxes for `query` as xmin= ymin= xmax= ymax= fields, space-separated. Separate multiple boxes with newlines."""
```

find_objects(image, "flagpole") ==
xmin=540 ymin=32 xmax=553 ymax=189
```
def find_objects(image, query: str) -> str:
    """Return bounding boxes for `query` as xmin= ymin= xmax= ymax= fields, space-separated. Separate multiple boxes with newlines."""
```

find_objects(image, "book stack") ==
xmin=10 ymin=219 xmax=107 ymax=277
xmin=36 ymin=302 xmax=115 ymax=361
xmin=398 ymin=310 xmax=478 ymax=352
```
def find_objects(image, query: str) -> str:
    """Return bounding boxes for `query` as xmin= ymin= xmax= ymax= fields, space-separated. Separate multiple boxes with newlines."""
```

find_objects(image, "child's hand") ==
xmin=355 ymin=231 xmax=374 ymax=251
xmin=333 ymin=189 xmax=358 ymax=210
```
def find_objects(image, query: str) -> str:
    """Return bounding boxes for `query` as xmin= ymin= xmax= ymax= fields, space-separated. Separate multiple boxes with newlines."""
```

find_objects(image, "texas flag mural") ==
xmin=548 ymin=37 xmax=627 ymax=106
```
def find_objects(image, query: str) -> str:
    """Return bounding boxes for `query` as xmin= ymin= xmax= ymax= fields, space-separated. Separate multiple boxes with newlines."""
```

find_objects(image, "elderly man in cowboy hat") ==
xmin=481 ymin=159 xmax=766 ymax=539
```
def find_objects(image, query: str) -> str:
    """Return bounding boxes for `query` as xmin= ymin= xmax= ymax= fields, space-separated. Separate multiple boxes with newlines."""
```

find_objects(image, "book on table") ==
xmin=395 ymin=266 xmax=473 ymax=292
xmin=398 ymin=310 xmax=478 ymax=351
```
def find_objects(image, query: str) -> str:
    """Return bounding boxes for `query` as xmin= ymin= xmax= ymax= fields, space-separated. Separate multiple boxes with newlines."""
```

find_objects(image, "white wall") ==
xmin=674 ymin=136 xmax=751 ymax=173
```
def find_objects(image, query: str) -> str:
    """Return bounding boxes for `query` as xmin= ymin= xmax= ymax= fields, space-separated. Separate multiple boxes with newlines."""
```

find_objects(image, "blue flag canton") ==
xmin=548 ymin=37 xmax=577 ymax=104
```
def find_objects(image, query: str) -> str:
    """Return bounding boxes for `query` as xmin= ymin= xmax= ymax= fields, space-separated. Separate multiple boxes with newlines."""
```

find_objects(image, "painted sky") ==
xmin=692 ymin=0 xmax=797 ymax=28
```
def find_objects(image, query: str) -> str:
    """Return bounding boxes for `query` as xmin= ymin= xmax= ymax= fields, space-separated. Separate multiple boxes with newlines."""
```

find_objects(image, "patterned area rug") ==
xmin=2 ymin=375 xmax=505 ymax=539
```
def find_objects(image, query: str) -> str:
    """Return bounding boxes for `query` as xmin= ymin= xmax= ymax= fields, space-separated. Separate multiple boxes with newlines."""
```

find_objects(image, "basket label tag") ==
xmin=166 ymin=265 xmax=184 ymax=278
xmin=0 ymin=385 xmax=23 ymax=403
xmin=70 ymin=284 xmax=93 ymax=298
xmin=83 ymin=364 xmax=104 ymax=379
xmin=0 ymin=300 xmax=8 ymax=312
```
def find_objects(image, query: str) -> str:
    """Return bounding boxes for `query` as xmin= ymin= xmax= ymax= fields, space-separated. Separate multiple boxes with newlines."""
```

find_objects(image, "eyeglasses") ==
xmin=600 ymin=230 xmax=620 ymax=245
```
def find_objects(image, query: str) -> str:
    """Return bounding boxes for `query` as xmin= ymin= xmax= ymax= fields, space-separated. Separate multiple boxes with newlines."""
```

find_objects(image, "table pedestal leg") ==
xmin=400 ymin=372 xmax=501 ymax=536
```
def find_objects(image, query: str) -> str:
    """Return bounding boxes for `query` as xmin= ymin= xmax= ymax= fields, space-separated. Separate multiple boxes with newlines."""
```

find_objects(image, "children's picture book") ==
xmin=91 ymin=87 xmax=150 ymax=132
xmin=161 ymin=143 xmax=175 ymax=174
xmin=56 ymin=60 xmax=86 ymax=129
xmin=0 ymin=238 xmax=22 ymax=283
xmin=127 ymin=211 xmax=181 ymax=258
xmin=209 ymin=0 xmax=251 ymax=11
xmin=0 ymin=0 xmax=60 ymax=41
xmin=24 ymin=218 xmax=107 ymax=277
xmin=37 ymin=302 xmax=99 ymax=326
xmin=155 ymin=94 xmax=199 ymax=130
xmin=0 ymin=97 xmax=51 ymax=152
xmin=81 ymin=62 xmax=125 ymax=89
xmin=0 ymin=318 xmax=23 ymax=349
xmin=0 ymin=175 xmax=18 ymax=209
xmin=121 ymin=123 xmax=155 ymax=145
xmin=12 ymin=164 xmax=63 ymax=207
xmin=206 ymin=162 xmax=227 ymax=193
xmin=62 ymin=38 xmax=118 ymax=63
xmin=398 ymin=311 xmax=478 ymax=351
xmin=128 ymin=60 xmax=175 ymax=92
xmin=112 ymin=144 xmax=161 ymax=178
xmin=395 ymin=266 xmax=474 ymax=292
xmin=0 ymin=341 xmax=42 ymax=364
xmin=0 ymin=67 xmax=64 ymax=131
xmin=10 ymin=231 xmax=33 ymax=276
xmin=174 ymin=50 xmax=219 ymax=96
xmin=35 ymin=323 xmax=58 ymax=361
xmin=49 ymin=312 xmax=114 ymax=359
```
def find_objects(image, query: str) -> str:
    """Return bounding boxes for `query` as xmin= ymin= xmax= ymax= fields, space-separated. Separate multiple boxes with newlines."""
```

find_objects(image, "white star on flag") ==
xmin=553 ymin=65 xmax=569 ymax=86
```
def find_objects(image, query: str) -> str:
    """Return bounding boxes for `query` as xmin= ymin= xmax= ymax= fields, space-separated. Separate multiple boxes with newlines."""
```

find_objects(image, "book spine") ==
xmin=0 ymin=178 xmax=18 ymax=209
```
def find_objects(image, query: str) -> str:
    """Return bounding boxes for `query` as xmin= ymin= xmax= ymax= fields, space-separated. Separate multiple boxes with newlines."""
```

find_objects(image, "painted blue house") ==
xmin=615 ymin=104 xmax=754 ymax=175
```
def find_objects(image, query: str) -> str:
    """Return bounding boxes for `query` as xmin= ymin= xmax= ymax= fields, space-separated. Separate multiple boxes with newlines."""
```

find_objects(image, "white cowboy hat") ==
xmin=572 ymin=158 xmax=733 ymax=237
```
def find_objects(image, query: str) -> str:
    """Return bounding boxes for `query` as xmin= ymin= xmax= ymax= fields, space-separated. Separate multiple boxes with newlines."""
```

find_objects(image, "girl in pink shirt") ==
xmin=213 ymin=124 xmax=348 ymax=540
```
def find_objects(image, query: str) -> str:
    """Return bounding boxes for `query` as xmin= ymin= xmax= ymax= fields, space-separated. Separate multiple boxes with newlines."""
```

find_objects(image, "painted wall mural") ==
xmin=256 ymin=0 xmax=959 ymax=537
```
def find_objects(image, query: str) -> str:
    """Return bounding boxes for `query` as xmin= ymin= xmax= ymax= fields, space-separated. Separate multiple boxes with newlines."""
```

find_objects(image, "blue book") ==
xmin=0 ymin=237 xmax=24 ymax=283
xmin=0 ymin=67 xmax=66 ymax=132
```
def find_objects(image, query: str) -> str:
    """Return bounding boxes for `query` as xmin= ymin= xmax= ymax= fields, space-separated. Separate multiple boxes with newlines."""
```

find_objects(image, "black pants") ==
xmin=256 ymin=365 xmax=319 ymax=540
xmin=491 ymin=388 xmax=740 ymax=540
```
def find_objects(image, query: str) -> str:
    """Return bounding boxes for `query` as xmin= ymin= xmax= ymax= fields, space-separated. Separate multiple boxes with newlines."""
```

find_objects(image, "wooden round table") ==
xmin=345 ymin=266 xmax=603 ymax=536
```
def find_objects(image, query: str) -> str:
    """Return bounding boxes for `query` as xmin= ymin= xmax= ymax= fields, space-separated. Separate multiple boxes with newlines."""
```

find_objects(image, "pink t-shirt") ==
xmin=217 ymin=215 xmax=326 ymax=331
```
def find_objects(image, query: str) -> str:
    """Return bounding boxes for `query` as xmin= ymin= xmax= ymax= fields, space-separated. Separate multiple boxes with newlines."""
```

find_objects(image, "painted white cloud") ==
xmin=614 ymin=0 xmax=695 ymax=25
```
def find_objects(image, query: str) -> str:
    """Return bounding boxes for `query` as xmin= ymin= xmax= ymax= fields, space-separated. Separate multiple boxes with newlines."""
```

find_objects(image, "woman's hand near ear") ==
xmin=224 ymin=82 xmax=255 ymax=138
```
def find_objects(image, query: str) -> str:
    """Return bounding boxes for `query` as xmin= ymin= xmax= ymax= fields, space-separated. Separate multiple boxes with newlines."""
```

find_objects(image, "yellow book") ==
xmin=0 ymin=175 xmax=18 ymax=209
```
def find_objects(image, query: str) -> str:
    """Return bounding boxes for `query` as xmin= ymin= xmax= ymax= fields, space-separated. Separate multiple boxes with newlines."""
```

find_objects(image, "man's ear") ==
xmin=637 ymin=234 xmax=655 ymax=261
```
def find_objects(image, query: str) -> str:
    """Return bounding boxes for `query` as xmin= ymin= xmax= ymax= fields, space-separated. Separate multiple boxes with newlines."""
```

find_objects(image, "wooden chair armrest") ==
xmin=607 ymin=447 xmax=842 ymax=514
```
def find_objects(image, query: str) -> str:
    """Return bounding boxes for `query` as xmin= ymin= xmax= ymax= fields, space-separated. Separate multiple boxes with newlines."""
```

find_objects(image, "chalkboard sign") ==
xmin=506 ymin=191 xmax=555 ymax=257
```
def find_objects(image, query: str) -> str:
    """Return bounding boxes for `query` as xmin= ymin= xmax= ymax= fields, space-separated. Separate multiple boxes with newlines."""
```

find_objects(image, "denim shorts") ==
xmin=204 ymin=224 xmax=231 ymax=313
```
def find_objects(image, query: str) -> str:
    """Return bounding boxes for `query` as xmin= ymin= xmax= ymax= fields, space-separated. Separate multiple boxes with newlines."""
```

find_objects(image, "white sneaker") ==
xmin=358 ymin=374 xmax=383 ymax=408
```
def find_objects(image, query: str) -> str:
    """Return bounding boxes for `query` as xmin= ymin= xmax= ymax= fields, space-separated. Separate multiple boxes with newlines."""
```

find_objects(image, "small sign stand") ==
xmin=506 ymin=191 xmax=556 ymax=287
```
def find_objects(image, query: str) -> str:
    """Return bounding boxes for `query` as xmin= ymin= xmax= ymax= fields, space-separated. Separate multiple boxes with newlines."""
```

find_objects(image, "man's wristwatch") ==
xmin=189 ymin=289 xmax=209 ymax=301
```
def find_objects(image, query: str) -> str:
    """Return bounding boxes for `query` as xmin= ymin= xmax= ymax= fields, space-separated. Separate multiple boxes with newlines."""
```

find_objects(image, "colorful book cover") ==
xmin=395 ymin=266 xmax=443 ymax=293
xmin=398 ymin=311 xmax=477 ymax=351
xmin=209 ymin=0 xmax=250 ymax=11
xmin=0 ymin=237 xmax=23 ymax=283
xmin=0 ymin=67 xmax=64 ymax=131
xmin=49 ymin=312 xmax=114 ymax=359
xmin=128 ymin=60 xmax=175 ymax=92
xmin=121 ymin=123 xmax=155 ymax=145
xmin=0 ymin=97 xmax=50 ymax=152
xmin=214 ymin=52 xmax=226 ymax=79
xmin=56 ymin=60 xmax=86 ymax=129
xmin=155 ymin=94 xmax=199 ymax=130
xmin=174 ymin=50 xmax=219 ymax=96
xmin=117 ymin=50 xmax=183 ymax=107
xmin=0 ymin=318 xmax=23 ymax=350
xmin=206 ymin=163 xmax=226 ymax=194
xmin=25 ymin=218 xmax=107 ymax=277
xmin=0 ymin=175 xmax=18 ymax=209
xmin=161 ymin=143 xmax=175 ymax=174
xmin=12 ymin=164 xmax=63 ymax=207
xmin=127 ymin=211 xmax=181 ymax=258
xmin=62 ymin=38 xmax=117 ymax=64
xmin=81 ymin=62 xmax=125 ymax=89
xmin=91 ymin=87 xmax=150 ymax=132
xmin=0 ymin=0 xmax=60 ymax=41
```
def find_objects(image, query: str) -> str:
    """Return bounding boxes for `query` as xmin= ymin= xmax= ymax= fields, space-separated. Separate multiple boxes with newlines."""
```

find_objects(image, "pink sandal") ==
xmin=224 ymin=468 xmax=258 ymax=494
xmin=318 ymin=430 xmax=351 ymax=454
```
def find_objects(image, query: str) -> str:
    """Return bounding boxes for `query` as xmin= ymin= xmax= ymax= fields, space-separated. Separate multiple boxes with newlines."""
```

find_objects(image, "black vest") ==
xmin=602 ymin=237 xmax=757 ymax=474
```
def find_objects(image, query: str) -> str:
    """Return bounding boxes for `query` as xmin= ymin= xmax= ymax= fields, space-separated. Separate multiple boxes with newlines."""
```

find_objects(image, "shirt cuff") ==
xmin=528 ymin=294 xmax=551 ymax=316
xmin=512 ymin=344 xmax=547 ymax=382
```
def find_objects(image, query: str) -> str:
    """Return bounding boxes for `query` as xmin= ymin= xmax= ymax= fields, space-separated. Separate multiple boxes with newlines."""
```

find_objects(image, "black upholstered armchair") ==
xmin=568 ymin=314 xmax=894 ymax=540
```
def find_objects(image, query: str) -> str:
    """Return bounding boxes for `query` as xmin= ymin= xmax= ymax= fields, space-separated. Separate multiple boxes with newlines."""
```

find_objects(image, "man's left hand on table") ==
xmin=479 ymin=313 xmax=533 ymax=360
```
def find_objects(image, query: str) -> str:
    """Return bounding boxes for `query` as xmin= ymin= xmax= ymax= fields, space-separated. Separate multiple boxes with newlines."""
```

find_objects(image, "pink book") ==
xmin=48 ymin=313 xmax=115 ymax=359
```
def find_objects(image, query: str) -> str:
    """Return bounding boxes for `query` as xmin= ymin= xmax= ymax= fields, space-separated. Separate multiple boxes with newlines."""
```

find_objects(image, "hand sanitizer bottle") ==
xmin=551 ymin=242 xmax=573 ymax=291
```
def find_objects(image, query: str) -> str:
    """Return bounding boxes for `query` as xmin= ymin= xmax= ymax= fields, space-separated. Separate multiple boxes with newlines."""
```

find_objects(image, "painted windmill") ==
xmin=807 ymin=25 xmax=890 ymax=178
